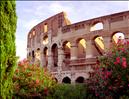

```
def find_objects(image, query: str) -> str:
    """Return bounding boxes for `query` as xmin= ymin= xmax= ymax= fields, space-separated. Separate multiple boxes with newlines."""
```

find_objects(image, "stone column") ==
xmin=47 ymin=48 xmax=53 ymax=71
xmin=41 ymin=50 xmax=46 ymax=67
xmin=86 ymin=40 xmax=95 ymax=58
xmin=70 ymin=42 xmax=78 ymax=60
xmin=47 ymin=30 xmax=53 ymax=71
xmin=103 ymin=36 xmax=111 ymax=52
xmin=58 ymin=47 xmax=64 ymax=72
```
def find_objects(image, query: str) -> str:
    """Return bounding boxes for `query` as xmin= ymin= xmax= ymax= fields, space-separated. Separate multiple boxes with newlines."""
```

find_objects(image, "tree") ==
xmin=0 ymin=1 xmax=17 ymax=98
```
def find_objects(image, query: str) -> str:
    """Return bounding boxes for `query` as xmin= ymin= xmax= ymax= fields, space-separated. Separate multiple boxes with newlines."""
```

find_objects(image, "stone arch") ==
xmin=32 ymin=50 xmax=35 ymax=58
xmin=29 ymin=52 xmax=31 ymax=57
xmin=75 ymin=76 xmax=85 ymax=83
xmin=76 ymin=38 xmax=86 ymax=58
xmin=90 ymin=21 xmax=103 ymax=31
xmin=35 ymin=48 xmax=41 ymax=60
xmin=32 ymin=30 xmax=36 ymax=36
xmin=43 ymin=35 xmax=48 ymax=45
xmin=111 ymin=31 xmax=125 ymax=44
xmin=62 ymin=76 xmax=71 ymax=84
xmin=93 ymin=35 xmax=104 ymax=55
xmin=32 ymin=30 xmax=36 ymax=46
xmin=32 ymin=50 xmax=35 ymax=62
xmin=44 ymin=23 xmax=48 ymax=33
xmin=35 ymin=48 xmax=41 ymax=64
xmin=43 ymin=47 xmax=48 ymax=66
xmin=37 ymin=48 xmax=40 ymax=51
xmin=51 ymin=43 xmax=58 ymax=67
xmin=62 ymin=41 xmax=71 ymax=59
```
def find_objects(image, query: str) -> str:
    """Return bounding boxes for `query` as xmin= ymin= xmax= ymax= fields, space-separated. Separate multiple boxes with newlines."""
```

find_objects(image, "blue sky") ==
xmin=16 ymin=1 xmax=129 ymax=60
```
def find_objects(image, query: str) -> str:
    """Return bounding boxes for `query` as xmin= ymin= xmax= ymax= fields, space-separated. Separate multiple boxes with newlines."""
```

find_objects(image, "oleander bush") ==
xmin=13 ymin=59 xmax=56 ymax=98
xmin=87 ymin=39 xmax=129 ymax=99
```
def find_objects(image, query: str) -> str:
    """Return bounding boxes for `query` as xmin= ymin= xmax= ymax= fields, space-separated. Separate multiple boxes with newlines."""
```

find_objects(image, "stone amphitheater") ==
xmin=27 ymin=11 xmax=129 ymax=83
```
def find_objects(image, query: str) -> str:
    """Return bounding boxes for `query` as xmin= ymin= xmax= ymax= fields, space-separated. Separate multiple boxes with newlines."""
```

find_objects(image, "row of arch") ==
xmin=29 ymin=22 xmax=105 ymax=47
xmin=42 ymin=22 xmax=103 ymax=46
xmin=29 ymin=31 xmax=125 ymax=66
xmin=29 ymin=22 xmax=103 ymax=39
xmin=54 ymin=76 xmax=85 ymax=84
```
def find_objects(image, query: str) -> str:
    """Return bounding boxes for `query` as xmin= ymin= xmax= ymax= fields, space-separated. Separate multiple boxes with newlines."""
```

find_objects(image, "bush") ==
xmin=45 ymin=84 xmax=96 ymax=99
xmin=87 ymin=39 xmax=129 ymax=98
xmin=0 ymin=1 xmax=17 ymax=99
xmin=13 ymin=59 xmax=56 ymax=98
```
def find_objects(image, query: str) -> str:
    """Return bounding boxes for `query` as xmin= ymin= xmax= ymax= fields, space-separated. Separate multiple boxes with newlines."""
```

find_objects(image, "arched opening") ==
xmin=52 ymin=44 xmax=58 ymax=67
xmin=32 ymin=30 xmax=36 ymax=36
xmin=77 ymin=38 xmax=86 ymax=58
xmin=62 ymin=77 xmax=71 ymax=84
xmin=93 ymin=36 xmax=104 ymax=55
xmin=32 ymin=30 xmax=36 ymax=47
xmin=43 ymin=35 xmax=48 ymax=45
xmin=63 ymin=41 xmax=71 ymax=59
xmin=29 ymin=52 xmax=31 ymax=57
xmin=112 ymin=32 xmax=125 ymax=44
xmin=32 ymin=50 xmax=35 ymax=62
xmin=75 ymin=76 xmax=85 ymax=83
xmin=43 ymin=47 xmax=48 ymax=66
xmin=44 ymin=23 xmax=48 ymax=33
xmin=90 ymin=22 xmax=103 ymax=31
xmin=35 ymin=48 xmax=41 ymax=60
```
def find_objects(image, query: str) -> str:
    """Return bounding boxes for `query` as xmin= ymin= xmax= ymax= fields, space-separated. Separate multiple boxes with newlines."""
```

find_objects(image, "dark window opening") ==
xmin=62 ymin=77 xmax=71 ymax=84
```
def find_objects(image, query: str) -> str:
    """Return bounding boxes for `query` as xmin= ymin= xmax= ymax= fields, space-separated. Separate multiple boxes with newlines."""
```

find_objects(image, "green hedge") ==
xmin=0 ymin=1 xmax=17 ymax=99
xmin=45 ymin=84 xmax=96 ymax=99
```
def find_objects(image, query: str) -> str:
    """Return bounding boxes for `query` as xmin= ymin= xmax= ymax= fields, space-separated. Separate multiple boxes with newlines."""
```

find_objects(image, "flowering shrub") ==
xmin=87 ymin=39 xmax=129 ymax=98
xmin=13 ymin=59 xmax=56 ymax=98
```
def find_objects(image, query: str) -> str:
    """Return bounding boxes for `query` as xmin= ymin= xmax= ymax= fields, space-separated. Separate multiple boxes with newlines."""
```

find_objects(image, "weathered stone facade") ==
xmin=27 ymin=11 xmax=129 ymax=83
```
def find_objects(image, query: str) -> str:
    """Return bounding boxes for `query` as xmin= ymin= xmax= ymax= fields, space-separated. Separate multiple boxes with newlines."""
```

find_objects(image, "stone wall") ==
xmin=27 ymin=11 xmax=129 ymax=83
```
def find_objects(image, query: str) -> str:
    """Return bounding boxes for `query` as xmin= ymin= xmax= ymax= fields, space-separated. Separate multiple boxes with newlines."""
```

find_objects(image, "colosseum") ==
xmin=27 ymin=10 xmax=129 ymax=83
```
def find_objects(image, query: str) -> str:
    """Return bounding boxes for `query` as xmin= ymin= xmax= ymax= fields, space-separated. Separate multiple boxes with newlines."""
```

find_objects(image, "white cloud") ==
xmin=16 ymin=39 xmax=27 ymax=60
xmin=128 ymin=1 xmax=129 ymax=9
xmin=24 ymin=19 xmax=40 ymax=29
xmin=49 ymin=2 xmax=73 ymax=14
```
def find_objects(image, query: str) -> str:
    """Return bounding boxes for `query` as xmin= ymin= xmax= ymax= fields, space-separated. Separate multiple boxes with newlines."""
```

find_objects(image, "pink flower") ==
xmin=121 ymin=57 xmax=127 ymax=68
xmin=122 ymin=61 xmax=127 ymax=68
xmin=122 ymin=57 xmax=126 ymax=61
xmin=101 ymin=71 xmax=104 ymax=75
xmin=114 ymin=61 xmax=118 ymax=65
xmin=120 ymin=48 xmax=125 ymax=52
xmin=116 ymin=57 xmax=120 ymax=63
xmin=106 ymin=71 xmax=112 ymax=76
xmin=108 ymin=86 xmax=112 ymax=90
xmin=96 ymin=60 xmax=100 ymax=65
xmin=36 ymin=79 xmax=39 ymax=84
xmin=127 ymin=41 xmax=129 ymax=45
xmin=95 ymin=93 xmax=99 ymax=96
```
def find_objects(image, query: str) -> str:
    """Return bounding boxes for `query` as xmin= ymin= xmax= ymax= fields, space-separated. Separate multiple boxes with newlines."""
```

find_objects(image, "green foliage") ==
xmin=13 ymin=59 xmax=56 ymax=98
xmin=45 ymin=84 xmax=96 ymax=99
xmin=0 ymin=1 xmax=17 ymax=99
xmin=87 ymin=40 xmax=129 ymax=98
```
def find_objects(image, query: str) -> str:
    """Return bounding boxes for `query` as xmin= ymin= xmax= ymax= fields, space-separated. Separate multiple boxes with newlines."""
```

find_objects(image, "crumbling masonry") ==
xmin=27 ymin=11 xmax=129 ymax=83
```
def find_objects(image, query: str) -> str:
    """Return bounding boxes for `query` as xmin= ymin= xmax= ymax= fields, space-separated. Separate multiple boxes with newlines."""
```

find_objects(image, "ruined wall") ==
xmin=27 ymin=11 xmax=129 ymax=83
